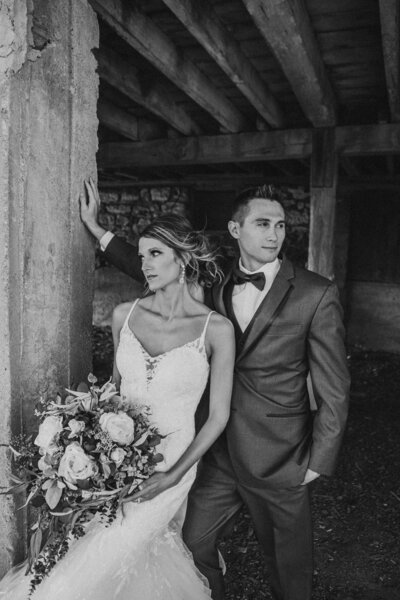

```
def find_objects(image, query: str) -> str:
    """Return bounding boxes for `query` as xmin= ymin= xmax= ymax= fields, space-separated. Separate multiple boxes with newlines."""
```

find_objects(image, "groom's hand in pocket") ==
xmin=301 ymin=468 xmax=320 ymax=486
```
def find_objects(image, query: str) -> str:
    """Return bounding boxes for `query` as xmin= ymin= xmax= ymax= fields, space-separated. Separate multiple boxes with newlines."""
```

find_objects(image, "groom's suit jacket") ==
xmin=204 ymin=257 xmax=350 ymax=488
xmin=104 ymin=236 xmax=350 ymax=488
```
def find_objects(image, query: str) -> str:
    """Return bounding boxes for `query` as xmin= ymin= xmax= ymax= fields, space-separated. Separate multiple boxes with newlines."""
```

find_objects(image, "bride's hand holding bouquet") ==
xmin=3 ymin=374 xmax=164 ymax=594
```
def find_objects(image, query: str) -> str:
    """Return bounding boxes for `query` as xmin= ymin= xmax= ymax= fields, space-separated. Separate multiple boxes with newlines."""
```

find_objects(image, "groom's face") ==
xmin=228 ymin=198 xmax=286 ymax=271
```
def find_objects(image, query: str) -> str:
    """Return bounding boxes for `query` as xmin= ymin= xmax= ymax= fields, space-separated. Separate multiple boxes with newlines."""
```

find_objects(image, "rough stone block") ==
xmin=121 ymin=190 xmax=140 ymax=203
xmin=150 ymin=187 xmax=170 ymax=202
xmin=99 ymin=191 xmax=119 ymax=204
xmin=104 ymin=204 xmax=132 ymax=215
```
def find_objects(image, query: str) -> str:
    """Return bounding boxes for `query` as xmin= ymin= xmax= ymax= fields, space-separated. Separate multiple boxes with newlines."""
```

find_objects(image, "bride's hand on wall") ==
xmin=79 ymin=177 xmax=106 ymax=240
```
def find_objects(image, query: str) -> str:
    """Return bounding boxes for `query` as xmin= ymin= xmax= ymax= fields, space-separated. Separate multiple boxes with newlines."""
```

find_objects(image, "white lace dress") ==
xmin=0 ymin=301 xmax=213 ymax=599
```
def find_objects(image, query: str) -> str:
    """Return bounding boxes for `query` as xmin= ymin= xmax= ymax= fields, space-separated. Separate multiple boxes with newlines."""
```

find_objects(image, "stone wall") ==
xmin=97 ymin=186 xmax=191 ymax=266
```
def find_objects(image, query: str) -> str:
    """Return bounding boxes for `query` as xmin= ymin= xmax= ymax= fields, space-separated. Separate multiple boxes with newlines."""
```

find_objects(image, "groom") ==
xmin=80 ymin=183 xmax=350 ymax=600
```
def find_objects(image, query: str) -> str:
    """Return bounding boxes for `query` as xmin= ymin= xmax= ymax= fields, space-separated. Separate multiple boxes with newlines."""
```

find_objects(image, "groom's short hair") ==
xmin=231 ymin=184 xmax=284 ymax=224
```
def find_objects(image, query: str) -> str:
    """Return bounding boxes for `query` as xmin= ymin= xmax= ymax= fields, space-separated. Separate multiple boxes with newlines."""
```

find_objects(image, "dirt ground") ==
xmin=93 ymin=328 xmax=400 ymax=600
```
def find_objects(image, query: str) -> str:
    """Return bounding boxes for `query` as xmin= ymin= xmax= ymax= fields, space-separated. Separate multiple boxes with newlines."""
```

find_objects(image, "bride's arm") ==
xmin=111 ymin=302 xmax=132 ymax=390
xmin=129 ymin=313 xmax=235 ymax=502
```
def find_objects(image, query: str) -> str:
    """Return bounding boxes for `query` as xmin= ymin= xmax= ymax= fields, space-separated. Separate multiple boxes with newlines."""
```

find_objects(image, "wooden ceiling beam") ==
xmin=340 ymin=157 xmax=360 ymax=178
xmin=91 ymin=0 xmax=248 ymax=133
xmin=242 ymin=0 xmax=337 ymax=127
xmin=98 ymin=128 xmax=311 ymax=168
xmin=98 ymin=175 xmax=400 ymax=193
xmin=161 ymin=0 xmax=284 ymax=128
xmin=98 ymin=173 xmax=307 ymax=190
xmin=98 ymin=98 xmax=139 ymax=140
xmin=97 ymin=48 xmax=200 ymax=136
xmin=379 ymin=0 xmax=400 ymax=122
xmin=98 ymin=123 xmax=400 ymax=169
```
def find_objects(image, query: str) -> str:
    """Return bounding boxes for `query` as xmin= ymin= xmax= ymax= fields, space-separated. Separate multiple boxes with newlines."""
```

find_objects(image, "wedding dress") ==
xmin=0 ymin=300 xmax=213 ymax=599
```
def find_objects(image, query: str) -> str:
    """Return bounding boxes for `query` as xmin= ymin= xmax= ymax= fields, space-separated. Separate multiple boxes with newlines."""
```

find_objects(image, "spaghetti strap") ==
xmin=122 ymin=298 xmax=140 ymax=331
xmin=199 ymin=311 xmax=215 ymax=344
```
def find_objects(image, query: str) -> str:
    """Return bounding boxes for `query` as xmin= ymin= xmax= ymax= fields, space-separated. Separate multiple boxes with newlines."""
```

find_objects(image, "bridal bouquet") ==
xmin=6 ymin=374 xmax=163 ymax=593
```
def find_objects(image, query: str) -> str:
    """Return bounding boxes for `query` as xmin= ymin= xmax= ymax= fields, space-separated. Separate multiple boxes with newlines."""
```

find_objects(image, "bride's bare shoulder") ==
xmin=207 ymin=312 xmax=234 ymax=338
xmin=112 ymin=301 xmax=135 ymax=329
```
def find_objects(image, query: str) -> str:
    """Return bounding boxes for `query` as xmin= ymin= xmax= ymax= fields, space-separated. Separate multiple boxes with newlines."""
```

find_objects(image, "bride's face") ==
xmin=138 ymin=236 xmax=182 ymax=291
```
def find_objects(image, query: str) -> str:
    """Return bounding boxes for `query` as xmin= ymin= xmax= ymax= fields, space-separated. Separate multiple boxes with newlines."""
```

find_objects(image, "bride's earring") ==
xmin=179 ymin=263 xmax=185 ymax=285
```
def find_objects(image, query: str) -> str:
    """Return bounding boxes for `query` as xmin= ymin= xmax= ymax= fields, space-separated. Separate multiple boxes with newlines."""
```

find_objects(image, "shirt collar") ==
xmin=239 ymin=257 xmax=281 ymax=276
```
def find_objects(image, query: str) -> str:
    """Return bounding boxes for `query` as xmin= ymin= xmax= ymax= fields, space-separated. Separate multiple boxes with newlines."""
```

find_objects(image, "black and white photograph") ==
xmin=0 ymin=1 xmax=399 ymax=599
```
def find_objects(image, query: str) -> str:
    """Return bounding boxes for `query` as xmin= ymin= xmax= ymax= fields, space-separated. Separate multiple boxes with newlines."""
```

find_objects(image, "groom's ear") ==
xmin=228 ymin=220 xmax=240 ymax=239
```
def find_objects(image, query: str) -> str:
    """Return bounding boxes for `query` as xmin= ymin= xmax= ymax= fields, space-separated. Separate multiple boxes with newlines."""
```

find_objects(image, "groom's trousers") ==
xmin=183 ymin=459 xmax=313 ymax=600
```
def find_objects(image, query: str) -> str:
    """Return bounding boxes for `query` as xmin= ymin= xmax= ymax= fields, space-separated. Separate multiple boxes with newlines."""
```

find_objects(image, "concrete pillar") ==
xmin=0 ymin=0 xmax=99 ymax=573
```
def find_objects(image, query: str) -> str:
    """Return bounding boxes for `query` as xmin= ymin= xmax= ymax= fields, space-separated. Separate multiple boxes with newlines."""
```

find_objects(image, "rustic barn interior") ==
xmin=1 ymin=0 xmax=400 ymax=584
xmin=92 ymin=0 xmax=400 ymax=352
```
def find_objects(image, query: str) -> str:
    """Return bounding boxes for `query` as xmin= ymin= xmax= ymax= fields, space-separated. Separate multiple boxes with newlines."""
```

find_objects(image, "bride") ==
xmin=0 ymin=202 xmax=235 ymax=599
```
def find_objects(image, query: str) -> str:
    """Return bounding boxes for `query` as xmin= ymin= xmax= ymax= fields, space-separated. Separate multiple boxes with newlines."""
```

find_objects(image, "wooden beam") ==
xmin=340 ymin=157 xmax=360 ymax=178
xmin=161 ymin=0 xmax=284 ymax=128
xmin=98 ymin=177 xmax=400 ymax=192
xmin=138 ymin=119 xmax=166 ymax=142
xmin=379 ymin=0 xmax=400 ymax=122
xmin=308 ymin=128 xmax=338 ymax=279
xmin=91 ymin=0 xmax=248 ymax=132
xmin=242 ymin=0 xmax=337 ymax=127
xmin=98 ymin=174 xmax=307 ymax=190
xmin=337 ymin=123 xmax=400 ymax=156
xmin=98 ymin=98 xmax=138 ymax=140
xmin=98 ymin=128 xmax=312 ymax=168
xmin=98 ymin=123 xmax=400 ymax=169
xmin=97 ymin=48 xmax=200 ymax=136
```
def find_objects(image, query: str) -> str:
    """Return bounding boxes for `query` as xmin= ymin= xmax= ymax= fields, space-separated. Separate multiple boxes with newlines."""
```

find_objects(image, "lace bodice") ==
xmin=116 ymin=300 xmax=213 ymax=470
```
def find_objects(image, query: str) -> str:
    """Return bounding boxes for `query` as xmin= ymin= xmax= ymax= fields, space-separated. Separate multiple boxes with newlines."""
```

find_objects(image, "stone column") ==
xmin=0 ymin=0 xmax=99 ymax=573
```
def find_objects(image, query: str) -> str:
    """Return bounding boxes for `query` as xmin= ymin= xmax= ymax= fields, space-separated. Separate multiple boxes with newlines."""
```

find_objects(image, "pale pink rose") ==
xmin=58 ymin=442 xmax=98 ymax=487
xmin=68 ymin=419 xmax=85 ymax=438
xmin=34 ymin=416 xmax=63 ymax=451
xmin=110 ymin=447 xmax=126 ymax=466
xmin=99 ymin=412 xmax=135 ymax=445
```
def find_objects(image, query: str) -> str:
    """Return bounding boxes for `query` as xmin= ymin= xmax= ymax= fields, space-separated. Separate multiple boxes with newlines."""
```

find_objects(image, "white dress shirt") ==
xmin=99 ymin=230 xmax=115 ymax=251
xmin=232 ymin=258 xmax=281 ymax=332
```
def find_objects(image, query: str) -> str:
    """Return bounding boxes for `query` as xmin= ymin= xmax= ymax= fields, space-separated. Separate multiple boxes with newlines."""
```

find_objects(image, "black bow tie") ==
xmin=232 ymin=267 xmax=266 ymax=291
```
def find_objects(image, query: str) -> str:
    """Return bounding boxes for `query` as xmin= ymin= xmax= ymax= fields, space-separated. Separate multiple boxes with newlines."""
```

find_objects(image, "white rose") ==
xmin=46 ymin=443 xmax=61 ymax=457
xmin=37 ymin=456 xmax=55 ymax=476
xmin=99 ymin=412 xmax=135 ymax=446
xmin=34 ymin=416 xmax=63 ymax=451
xmin=58 ymin=442 xmax=98 ymax=487
xmin=68 ymin=419 xmax=85 ymax=438
xmin=110 ymin=447 xmax=126 ymax=466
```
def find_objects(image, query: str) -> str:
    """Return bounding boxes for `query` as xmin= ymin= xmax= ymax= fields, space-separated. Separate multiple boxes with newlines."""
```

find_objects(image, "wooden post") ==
xmin=308 ymin=128 xmax=338 ymax=279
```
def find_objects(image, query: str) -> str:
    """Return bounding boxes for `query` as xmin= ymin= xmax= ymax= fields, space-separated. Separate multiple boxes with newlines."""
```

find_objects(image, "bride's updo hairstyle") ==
xmin=140 ymin=214 xmax=224 ymax=287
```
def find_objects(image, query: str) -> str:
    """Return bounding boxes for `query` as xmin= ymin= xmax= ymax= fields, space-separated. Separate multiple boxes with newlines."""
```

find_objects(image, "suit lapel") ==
xmin=236 ymin=258 xmax=295 ymax=362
